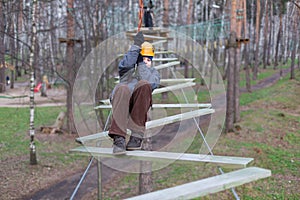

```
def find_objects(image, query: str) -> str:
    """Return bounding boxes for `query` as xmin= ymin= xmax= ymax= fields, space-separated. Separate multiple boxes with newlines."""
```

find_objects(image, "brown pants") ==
xmin=108 ymin=80 xmax=152 ymax=138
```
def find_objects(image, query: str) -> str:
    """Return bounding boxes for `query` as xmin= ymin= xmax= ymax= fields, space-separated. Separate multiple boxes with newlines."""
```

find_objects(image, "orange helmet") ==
xmin=141 ymin=42 xmax=155 ymax=57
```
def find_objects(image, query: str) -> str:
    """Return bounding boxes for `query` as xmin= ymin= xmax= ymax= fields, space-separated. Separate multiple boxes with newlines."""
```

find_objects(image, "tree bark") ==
xmin=66 ymin=0 xmax=77 ymax=134
xmin=139 ymin=133 xmax=153 ymax=194
xmin=9 ymin=8 xmax=15 ymax=89
xmin=262 ymin=0 xmax=269 ymax=69
xmin=163 ymin=0 xmax=169 ymax=27
xmin=234 ymin=47 xmax=241 ymax=123
xmin=253 ymin=0 xmax=261 ymax=80
xmin=226 ymin=35 xmax=236 ymax=132
xmin=267 ymin=2 xmax=273 ymax=65
xmin=290 ymin=4 xmax=298 ymax=80
xmin=274 ymin=3 xmax=283 ymax=69
xmin=244 ymin=42 xmax=252 ymax=92
xmin=0 ymin=2 xmax=5 ymax=93
xmin=226 ymin=0 xmax=237 ymax=132
xmin=187 ymin=0 xmax=193 ymax=24
xmin=29 ymin=0 xmax=38 ymax=165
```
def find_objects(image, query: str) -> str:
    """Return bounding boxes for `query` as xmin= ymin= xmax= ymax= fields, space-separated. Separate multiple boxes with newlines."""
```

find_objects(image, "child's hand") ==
xmin=134 ymin=31 xmax=144 ymax=47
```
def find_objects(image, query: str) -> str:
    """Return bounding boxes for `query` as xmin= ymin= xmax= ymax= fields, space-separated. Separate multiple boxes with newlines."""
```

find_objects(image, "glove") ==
xmin=134 ymin=31 xmax=144 ymax=47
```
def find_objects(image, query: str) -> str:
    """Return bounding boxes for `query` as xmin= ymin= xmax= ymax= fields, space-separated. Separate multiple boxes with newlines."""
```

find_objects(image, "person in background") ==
xmin=6 ymin=76 xmax=10 ymax=86
xmin=144 ymin=0 xmax=154 ymax=28
xmin=108 ymin=31 xmax=160 ymax=155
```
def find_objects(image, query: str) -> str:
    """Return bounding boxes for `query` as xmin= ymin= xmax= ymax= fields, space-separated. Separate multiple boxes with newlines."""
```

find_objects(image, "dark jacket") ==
xmin=112 ymin=45 xmax=160 ymax=98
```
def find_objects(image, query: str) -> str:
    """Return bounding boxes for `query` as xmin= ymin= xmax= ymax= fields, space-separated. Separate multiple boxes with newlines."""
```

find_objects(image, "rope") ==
xmin=138 ymin=0 xmax=144 ymax=32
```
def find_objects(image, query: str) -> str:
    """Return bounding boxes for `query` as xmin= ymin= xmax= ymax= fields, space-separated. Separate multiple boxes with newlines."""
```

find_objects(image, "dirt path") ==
xmin=240 ymin=68 xmax=290 ymax=93
xmin=0 ymin=82 xmax=66 ymax=107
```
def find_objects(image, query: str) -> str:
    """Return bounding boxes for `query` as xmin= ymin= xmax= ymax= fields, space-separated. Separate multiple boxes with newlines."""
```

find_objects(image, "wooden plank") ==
xmin=94 ymin=103 xmax=211 ymax=110
xmin=114 ymin=78 xmax=194 ymax=84
xmin=75 ymin=131 xmax=109 ymax=144
xmin=126 ymin=33 xmax=171 ymax=41
xmin=76 ymin=108 xmax=214 ymax=143
xmin=146 ymin=108 xmax=214 ymax=129
xmin=152 ymin=40 xmax=168 ymax=46
xmin=152 ymin=82 xmax=195 ymax=95
xmin=125 ymin=167 xmax=271 ymax=200
xmin=150 ymin=103 xmax=212 ymax=108
xmin=160 ymin=78 xmax=195 ymax=84
xmin=126 ymin=27 xmax=170 ymax=34
xmin=155 ymin=51 xmax=175 ymax=54
xmin=154 ymin=61 xmax=180 ymax=70
xmin=153 ymin=58 xmax=178 ymax=62
xmin=70 ymin=146 xmax=254 ymax=168
xmin=99 ymin=82 xmax=195 ymax=104
xmin=99 ymin=99 xmax=110 ymax=105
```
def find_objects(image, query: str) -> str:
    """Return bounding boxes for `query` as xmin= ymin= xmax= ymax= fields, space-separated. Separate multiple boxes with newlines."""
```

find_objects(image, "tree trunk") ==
xmin=226 ymin=0 xmax=237 ymax=132
xmin=163 ymin=0 xmax=169 ymax=27
xmin=66 ymin=0 xmax=77 ymax=134
xmin=244 ymin=42 xmax=252 ymax=92
xmin=0 ymin=2 xmax=5 ymax=93
xmin=253 ymin=0 xmax=261 ymax=80
xmin=176 ymin=0 xmax=182 ymax=25
xmin=262 ymin=0 xmax=269 ymax=69
xmin=234 ymin=47 xmax=241 ymax=123
xmin=233 ymin=0 xmax=245 ymax=123
xmin=267 ymin=2 xmax=273 ymax=66
xmin=274 ymin=6 xmax=283 ymax=69
xmin=290 ymin=5 xmax=297 ymax=80
xmin=139 ymin=133 xmax=153 ymax=194
xmin=9 ymin=11 xmax=15 ymax=89
xmin=187 ymin=0 xmax=193 ymax=24
xmin=29 ymin=0 xmax=38 ymax=165
xmin=226 ymin=35 xmax=236 ymax=132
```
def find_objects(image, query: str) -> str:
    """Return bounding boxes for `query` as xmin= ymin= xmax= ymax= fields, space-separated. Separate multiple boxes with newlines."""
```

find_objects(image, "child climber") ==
xmin=108 ymin=31 xmax=160 ymax=155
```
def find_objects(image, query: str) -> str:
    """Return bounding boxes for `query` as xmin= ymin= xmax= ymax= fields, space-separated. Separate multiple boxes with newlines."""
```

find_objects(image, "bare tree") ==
xmin=263 ymin=0 xmax=269 ymax=69
xmin=226 ymin=0 xmax=237 ymax=132
xmin=274 ymin=1 xmax=284 ymax=69
xmin=65 ymin=0 xmax=77 ymax=133
xmin=163 ymin=0 xmax=169 ymax=27
xmin=290 ymin=2 xmax=299 ymax=79
xmin=253 ymin=0 xmax=261 ymax=80
xmin=0 ymin=1 xmax=5 ymax=93
xmin=29 ymin=0 xmax=38 ymax=165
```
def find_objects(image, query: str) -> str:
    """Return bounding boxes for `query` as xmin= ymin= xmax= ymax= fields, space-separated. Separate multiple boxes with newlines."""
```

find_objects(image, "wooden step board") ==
xmin=146 ymin=108 xmax=214 ymax=129
xmin=154 ymin=61 xmax=180 ymax=70
xmin=94 ymin=103 xmax=212 ymax=109
xmin=152 ymin=40 xmax=168 ymax=46
xmin=117 ymin=51 xmax=174 ymax=58
xmin=99 ymin=81 xmax=196 ymax=105
xmin=160 ymin=78 xmax=195 ymax=84
xmin=124 ymin=167 xmax=271 ymax=200
xmin=76 ymin=108 xmax=214 ymax=144
xmin=75 ymin=131 xmax=109 ymax=144
xmin=115 ymin=78 xmax=194 ymax=84
xmin=155 ymin=51 xmax=175 ymax=54
xmin=153 ymin=58 xmax=178 ymax=62
xmin=70 ymin=146 xmax=254 ymax=168
xmin=152 ymin=82 xmax=195 ymax=95
xmin=126 ymin=33 xmax=171 ymax=41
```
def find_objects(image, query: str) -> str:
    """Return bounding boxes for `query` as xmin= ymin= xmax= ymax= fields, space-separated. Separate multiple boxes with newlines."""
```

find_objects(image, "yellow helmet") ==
xmin=141 ymin=42 xmax=155 ymax=57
